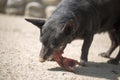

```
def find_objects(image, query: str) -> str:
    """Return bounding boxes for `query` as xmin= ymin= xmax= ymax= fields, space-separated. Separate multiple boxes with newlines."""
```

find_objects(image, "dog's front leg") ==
xmin=80 ymin=33 xmax=94 ymax=66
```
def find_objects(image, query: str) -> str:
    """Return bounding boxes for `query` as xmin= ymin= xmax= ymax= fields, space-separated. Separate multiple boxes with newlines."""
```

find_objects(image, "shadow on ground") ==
xmin=48 ymin=62 xmax=120 ymax=80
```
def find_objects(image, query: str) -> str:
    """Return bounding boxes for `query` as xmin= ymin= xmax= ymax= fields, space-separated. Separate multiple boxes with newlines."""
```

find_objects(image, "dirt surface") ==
xmin=0 ymin=14 xmax=120 ymax=80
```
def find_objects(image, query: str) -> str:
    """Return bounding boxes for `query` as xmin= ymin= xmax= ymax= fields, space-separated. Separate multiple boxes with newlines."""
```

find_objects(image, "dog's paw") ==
xmin=107 ymin=59 xmax=119 ymax=65
xmin=99 ymin=53 xmax=110 ymax=58
xmin=80 ymin=60 xmax=87 ymax=66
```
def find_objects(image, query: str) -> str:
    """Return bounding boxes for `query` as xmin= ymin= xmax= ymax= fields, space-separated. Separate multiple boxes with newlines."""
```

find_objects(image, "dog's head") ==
xmin=25 ymin=18 xmax=74 ymax=62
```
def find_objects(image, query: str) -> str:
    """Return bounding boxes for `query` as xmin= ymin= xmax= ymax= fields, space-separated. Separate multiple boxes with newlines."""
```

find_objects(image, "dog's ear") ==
xmin=62 ymin=19 xmax=74 ymax=35
xmin=25 ymin=18 xmax=45 ymax=29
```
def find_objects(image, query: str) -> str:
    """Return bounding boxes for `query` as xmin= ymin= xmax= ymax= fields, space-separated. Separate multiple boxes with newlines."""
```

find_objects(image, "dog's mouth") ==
xmin=39 ymin=49 xmax=59 ymax=63
xmin=39 ymin=45 xmax=65 ymax=62
xmin=39 ymin=54 xmax=53 ymax=62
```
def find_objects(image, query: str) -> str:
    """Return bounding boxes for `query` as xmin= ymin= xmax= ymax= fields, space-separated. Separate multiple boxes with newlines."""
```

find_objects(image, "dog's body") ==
xmin=26 ymin=0 xmax=120 ymax=65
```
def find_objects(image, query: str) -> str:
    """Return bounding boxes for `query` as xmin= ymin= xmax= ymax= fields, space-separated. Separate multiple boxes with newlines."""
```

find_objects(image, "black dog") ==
xmin=25 ymin=0 xmax=120 ymax=65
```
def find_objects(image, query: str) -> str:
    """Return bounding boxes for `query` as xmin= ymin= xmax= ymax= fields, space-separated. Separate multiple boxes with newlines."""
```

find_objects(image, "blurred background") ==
xmin=0 ymin=0 xmax=120 ymax=80
xmin=0 ymin=0 xmax=61 ymax=18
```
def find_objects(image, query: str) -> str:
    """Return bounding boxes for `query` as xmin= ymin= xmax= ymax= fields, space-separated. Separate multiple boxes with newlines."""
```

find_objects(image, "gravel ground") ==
xmin=0 ymin=14 xmax=120 ymax=80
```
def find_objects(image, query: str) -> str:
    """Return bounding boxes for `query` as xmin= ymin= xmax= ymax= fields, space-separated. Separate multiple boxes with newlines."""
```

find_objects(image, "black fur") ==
xmin=26 ymin=0 xmax=120 ymax=65
xmin=100 ymin=20 xmax=120 ymax=65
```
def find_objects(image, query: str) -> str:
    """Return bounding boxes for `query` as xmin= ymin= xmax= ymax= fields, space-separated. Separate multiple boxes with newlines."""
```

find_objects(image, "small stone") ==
xmin=25 ymin=2 xmax=45 ymax=18
xmin=45 ymin=6 xmax=56 ymax=18
xmin=0 ymin=0 xmax=7 ymax=13
xmin=42 ymin=0 xmax=61 ymax=6
xmin=6 ymin=0 xmax=26 ymax=15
